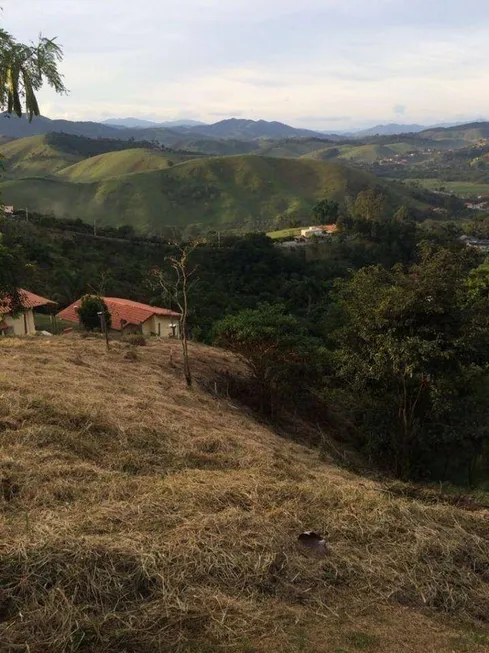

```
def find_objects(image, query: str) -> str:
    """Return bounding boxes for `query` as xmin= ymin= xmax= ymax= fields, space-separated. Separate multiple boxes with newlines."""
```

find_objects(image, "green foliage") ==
xmin=351 ymin=187 xmax=388 ymax=221
xmin=78 ymin=295 xmax=111 ymax=332
xmin=214 ymin=304 xmax=324 ymax=414
xmin=0 ymin=236 xmax=22 ymax=312
xmin=0 ymin=29 xmax=66 ymax=120
xmin=332 ymin=246 xmax=489 ymax=480
xmin=312 ymin=199 xmax=339 ymax=223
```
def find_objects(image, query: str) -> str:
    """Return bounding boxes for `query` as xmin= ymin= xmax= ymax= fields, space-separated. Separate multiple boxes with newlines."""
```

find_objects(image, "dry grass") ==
xmin=1 ymin=335 xmax=489 ymax=653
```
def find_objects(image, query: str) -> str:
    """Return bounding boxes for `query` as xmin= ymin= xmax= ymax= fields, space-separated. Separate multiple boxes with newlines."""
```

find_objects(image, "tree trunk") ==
xmin=181 ymin=275 xmax=192 ymax=387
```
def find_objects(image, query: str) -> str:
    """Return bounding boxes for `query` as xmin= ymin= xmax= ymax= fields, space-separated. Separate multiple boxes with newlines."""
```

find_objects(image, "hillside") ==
xmin=57 ymin=148 xmax=194 ymax=182
xmin=420 ymin=122 xmax=489 ymax=143
xmin=0 ymin=155 xmax=436 ymax=231
xmin=0 ymin=133 xmax=197 ymax=180
xmin=0 ymin=135 xmax=83 ymax=176
xmin=1 ymin=335 xmax=489 ymax=652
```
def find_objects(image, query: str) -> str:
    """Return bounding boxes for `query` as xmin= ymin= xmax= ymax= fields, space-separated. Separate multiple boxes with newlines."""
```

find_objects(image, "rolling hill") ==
xmin=0 ymin=154 xmax=438 ymax=232
xmin=57 ymin=148 xmax=195 ymax=182
xmin=0 ymin=135 xmax=84 ymax=176
xmin=420 ymin=122 xmax=489 ymax=143
xmin=0 ymin=133 xmax=202 ymax=180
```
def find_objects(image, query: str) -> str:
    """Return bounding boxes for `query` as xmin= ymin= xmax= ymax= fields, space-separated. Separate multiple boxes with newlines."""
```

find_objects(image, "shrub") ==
xmin=125 ymin=334 xmax=146 ymax=347
xmin=77 ymin=296 xmax=111 ymax=332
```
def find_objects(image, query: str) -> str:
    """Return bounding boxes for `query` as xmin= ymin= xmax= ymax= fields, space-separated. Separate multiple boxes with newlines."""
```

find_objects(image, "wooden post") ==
xmin=98 ymin=310 xmax=110 ymax=351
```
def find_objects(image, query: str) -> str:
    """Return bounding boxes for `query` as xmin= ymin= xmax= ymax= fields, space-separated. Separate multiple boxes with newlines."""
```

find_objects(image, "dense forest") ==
xmin=3 ymin=189 xmax=489 ymax=487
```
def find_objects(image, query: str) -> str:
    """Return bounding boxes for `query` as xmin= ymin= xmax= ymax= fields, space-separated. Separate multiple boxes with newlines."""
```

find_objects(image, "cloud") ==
xmin=4 ymin=0 xmax=489 ymax=128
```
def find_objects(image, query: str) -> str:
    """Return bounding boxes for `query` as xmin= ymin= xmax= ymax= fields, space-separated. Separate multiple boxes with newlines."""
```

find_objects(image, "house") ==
xmin=300 ymin=224 xmax=338 ymax=239
xmin=57 ymin=297 xmax=181 ymax=337
xmin=0 ymin=289 xmax=57 ymax=336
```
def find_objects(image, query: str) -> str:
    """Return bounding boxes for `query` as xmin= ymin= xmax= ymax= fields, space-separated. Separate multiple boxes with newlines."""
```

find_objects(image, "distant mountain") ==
xmin=102 ymin=118 xmax=206 ymax=129
xmin=352 ymin=124 xmax=427 ymax=137
xmin=0 ymin=115 xmax=123 ymax=139
xmin=102 ymin=118 xmax=161 ymax=129
xmin=419 ymin=122 xmax=489 ymax=143
xmin=181 ymin=118 xmax=328 ymax=140
xmin=0 ymin=115 xmax=327 ymax=146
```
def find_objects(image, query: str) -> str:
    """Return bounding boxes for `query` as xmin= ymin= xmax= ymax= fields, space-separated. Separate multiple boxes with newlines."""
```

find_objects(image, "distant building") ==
xmin=0 ymin=289 xmax=56 ymax=336
xmin=465 ymin=202 xmax=489 ymax=211
xmin=57 ymin=297 xmax=181 ymax=337
xmin=300 ymin=224 xmax=337 ymax=239
xmin=459 ymin=235 xmax=489 ymax=252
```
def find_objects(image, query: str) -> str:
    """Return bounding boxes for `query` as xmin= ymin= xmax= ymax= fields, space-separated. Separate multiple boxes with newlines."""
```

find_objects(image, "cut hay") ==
xmin=1 ymin=336 xmax=489 ymax=652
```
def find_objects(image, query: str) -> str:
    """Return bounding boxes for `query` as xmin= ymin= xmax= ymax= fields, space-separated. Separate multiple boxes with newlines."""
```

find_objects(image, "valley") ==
xmin=2 ymin=118 xmax=486 ymax=232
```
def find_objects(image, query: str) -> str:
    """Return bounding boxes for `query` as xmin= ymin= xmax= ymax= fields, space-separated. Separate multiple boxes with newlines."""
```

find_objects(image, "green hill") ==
xmin=0 ymin=155 xmax=437 ymax=232
xmin=338 ymin=144 xmax=398 ymax=163
xmin=0 ymin=135 xmax=83 ymax=177
xmin=57 ymin=148 xmax=189 ymax=182
xmin=420 ymin=122 xmax=489 ymax=144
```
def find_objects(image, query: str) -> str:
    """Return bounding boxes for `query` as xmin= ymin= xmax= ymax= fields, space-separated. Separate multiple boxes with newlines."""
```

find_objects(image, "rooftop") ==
xmin=0 ymin=289 xmax=56 ymax=313
xmin=57 ymin=296 xmax=181 ymax=330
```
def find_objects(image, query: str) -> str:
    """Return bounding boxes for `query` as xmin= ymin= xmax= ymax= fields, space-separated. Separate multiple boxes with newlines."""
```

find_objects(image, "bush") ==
xmin=77 ymin=296 xmax=112 ymax=332
xmin=125 ymin=334 xmax=146 ymax=347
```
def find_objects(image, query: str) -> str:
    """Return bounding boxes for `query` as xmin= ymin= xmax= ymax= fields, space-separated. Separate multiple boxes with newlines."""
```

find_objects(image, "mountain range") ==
xmin=102 ymin=118 xmax=206 ymax=129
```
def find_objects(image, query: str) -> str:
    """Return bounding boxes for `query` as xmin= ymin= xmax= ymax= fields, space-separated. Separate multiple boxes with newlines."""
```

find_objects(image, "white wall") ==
xmin=2 ymin=309 xmax=36 ymax=335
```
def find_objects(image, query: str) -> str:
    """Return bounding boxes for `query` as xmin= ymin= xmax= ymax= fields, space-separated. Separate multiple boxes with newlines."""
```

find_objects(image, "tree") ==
xmin=0 ymin=29 xmax=66 ymax=120
xmin=312 ymin=199 xmax=339 ymax=224
xmin=351 ymin=188 xmax=388 ymax=222
xmin=0 ymin=236 xmax=22 ymax=312
xmin=332 ymin=246 xmax=489 ymax=480
xmin=78 ymin=295 xmax=111 ymax=332
xmin=151 ymin=242 xmax=200 ymax=387
xmin=214 ymin=304 xmax=323 ymax=414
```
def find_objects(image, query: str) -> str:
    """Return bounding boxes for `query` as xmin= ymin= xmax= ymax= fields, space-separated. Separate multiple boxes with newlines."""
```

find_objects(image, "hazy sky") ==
xmin=4 ymin=0 xmax=489 ymax=128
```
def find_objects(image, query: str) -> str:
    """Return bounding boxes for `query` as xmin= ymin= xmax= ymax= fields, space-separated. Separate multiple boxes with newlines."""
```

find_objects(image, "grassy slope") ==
xmin=0 ymin=134 xmax=82 ymax=176
xmin=404 ymin=178 xmax=489 ymax=196
xmin=56 ymin=148 xmax=183 ymax=182
xmin=338 ymin=144 xmax=397 ymax=163
xmin=0 ymin=155 xmax=433 ymax=231
xmin=1 ymin=336 xmax=489 ymax=653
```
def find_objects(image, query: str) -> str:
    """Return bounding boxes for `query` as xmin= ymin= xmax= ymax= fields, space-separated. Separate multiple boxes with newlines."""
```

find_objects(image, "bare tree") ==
xmin=151 ymin=242 xmax=200 ymax=387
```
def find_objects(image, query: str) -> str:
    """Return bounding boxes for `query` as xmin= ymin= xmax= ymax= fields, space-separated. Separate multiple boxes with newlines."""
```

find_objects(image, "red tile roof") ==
xmin=57 ymin=297 xmax=180 ymax=331
xmin=0 ymin=289 xmax=56 ymax=313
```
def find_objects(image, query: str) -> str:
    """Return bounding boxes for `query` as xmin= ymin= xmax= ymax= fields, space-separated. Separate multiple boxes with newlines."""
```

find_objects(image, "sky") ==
xmin=3 ymin=0 xmax=489 ymax=129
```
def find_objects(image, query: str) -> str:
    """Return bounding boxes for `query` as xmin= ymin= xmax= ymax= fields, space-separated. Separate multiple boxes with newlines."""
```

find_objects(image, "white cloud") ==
xmin=3 ymin=0 xmax=489 ymax=128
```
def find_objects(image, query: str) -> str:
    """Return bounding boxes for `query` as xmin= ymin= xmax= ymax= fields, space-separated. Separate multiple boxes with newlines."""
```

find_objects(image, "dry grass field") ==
xmin=1 ymin=335 xmax=489 ymax=652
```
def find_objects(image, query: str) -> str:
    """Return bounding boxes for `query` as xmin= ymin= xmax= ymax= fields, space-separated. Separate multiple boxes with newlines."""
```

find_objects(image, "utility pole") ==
xmin=93 ymin=219 xmax=97 ymax=237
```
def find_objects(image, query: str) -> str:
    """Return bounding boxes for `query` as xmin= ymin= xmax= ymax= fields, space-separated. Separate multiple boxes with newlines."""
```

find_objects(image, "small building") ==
xmin=57 ymin=297 xmax=181 ymax=337
xmin=3 ymin=206 xmax=14 ymax=216
xmin=300 ymin=224 xmax=338 ymax=239
xmin=0 ymin=289 xmax=57 ymax=336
